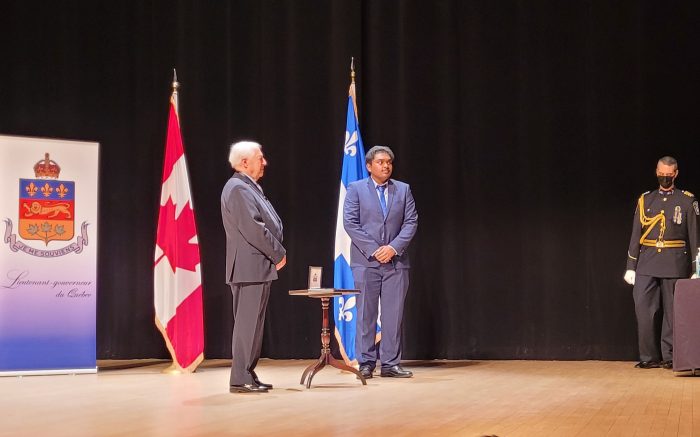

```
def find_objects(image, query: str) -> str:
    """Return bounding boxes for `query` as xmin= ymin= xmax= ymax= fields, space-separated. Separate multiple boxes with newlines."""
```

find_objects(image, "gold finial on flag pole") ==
xmin=172 ymin=68 xmax=180 ymax=92
xmin=350 ymin=57 xmax=355 ymax=84
xmin=171 ymin=68 xmax=180 ymax=116
xmin=349 ymin=58 xmax=359 ymax=119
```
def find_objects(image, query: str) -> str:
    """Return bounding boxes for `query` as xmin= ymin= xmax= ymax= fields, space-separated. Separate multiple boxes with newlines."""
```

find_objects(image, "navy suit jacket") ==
xmin=221 ymin=172 xmax=285 ymax=284
xmin=343 ymin=177 xmax=418 ymax=269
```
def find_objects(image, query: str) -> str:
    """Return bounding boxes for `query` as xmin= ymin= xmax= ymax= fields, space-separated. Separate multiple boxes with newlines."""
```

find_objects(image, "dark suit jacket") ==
xmin=343 ymin=177 xmax=418 ymax=269
xmin=221 ymin=172 xmax=285 ymax=284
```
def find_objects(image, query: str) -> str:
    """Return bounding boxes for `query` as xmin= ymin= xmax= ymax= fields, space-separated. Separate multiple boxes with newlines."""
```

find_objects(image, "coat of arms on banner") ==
xmin=3 ymin=153 xmax=89 ymax=257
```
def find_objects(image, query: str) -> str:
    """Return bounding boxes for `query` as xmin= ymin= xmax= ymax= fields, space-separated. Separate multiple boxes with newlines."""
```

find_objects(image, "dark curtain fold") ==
xmin=0 ymin=1 xmax=698 ymax=360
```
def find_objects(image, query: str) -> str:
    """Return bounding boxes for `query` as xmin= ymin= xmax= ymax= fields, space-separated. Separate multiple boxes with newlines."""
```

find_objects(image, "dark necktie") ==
xmin=377 ymin=185 xmax=387 ymax=218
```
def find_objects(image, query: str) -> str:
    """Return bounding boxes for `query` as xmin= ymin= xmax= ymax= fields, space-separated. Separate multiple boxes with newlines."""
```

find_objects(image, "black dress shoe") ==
xmin=358 ymin=365 xmax=373 ymax=379
xmin=251 ymin=372 xmax=273 ymax=389
xmin=229 ymin=384 xmax=268 ymax=393
xmin=254 ymin=380 xmax=273 ymax=389
xmin=380 ymin=365 xmax=413 ymax=378
xmin=635 ymin=361 xmax=660 ymax=369
xmin=660 ymin=360 xmax=673 ymax=370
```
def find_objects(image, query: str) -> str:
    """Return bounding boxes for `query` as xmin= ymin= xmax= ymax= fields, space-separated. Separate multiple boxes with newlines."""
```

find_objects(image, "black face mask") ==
xmin=658 ymin=175 xmax=674 ymax=189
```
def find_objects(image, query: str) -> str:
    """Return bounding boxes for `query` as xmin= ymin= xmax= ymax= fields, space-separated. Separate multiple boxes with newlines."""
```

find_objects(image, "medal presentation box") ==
xmin=0 ymin=135 xmax=99 ymax=376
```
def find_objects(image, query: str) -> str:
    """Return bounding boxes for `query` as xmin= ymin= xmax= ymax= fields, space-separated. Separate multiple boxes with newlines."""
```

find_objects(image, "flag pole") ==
xmin=171 ymin=68 xmax=180 ymax=115
xmin=350 ymin=57 xmax=355 ymax=83
xmin=155 ymin=70 xmax=205 ymax=375
xmin=349 ymin=57 xmax=359 ymax=120
xmin=334 ymin=57 xmax=368 ymax=367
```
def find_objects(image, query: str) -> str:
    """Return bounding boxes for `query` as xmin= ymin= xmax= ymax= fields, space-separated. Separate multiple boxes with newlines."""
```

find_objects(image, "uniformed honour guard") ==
xmin=624 ymin=156 xmax=700 ymax=369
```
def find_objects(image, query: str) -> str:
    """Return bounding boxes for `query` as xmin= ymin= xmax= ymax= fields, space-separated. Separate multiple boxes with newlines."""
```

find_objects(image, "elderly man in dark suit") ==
xmin=221 ymin=141 xmax=286 ymax=393
xmin=344 ymin=145 xmax=418 ymax=379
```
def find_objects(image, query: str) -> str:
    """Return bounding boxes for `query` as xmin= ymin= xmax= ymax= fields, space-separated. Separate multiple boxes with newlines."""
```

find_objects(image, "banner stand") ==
xmin=0 ymin=135 xmax=99 ymax=376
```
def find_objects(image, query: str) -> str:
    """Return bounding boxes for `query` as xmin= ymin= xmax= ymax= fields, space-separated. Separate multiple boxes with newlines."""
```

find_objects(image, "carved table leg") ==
xmin=305 ymin=357 xmax=327 ymax=388
xmin=328 ymin=354 xmax=366 ymax=385
xmin=301 ymin=295 xmax=367 ymax=388
xmin=300 ymin=356 xmax=324 ymax=385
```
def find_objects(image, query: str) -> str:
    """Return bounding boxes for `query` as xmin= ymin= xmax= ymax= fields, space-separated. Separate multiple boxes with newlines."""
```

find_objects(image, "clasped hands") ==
xmin=372 ymin=246 xmax=396 ymax=263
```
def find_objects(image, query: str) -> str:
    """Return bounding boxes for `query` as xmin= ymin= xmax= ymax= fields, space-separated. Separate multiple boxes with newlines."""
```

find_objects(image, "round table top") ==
xmin=288 ymin=288 xmax=360 ymax=297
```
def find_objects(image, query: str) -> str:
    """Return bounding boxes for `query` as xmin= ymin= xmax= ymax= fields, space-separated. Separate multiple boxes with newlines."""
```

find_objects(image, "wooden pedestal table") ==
xmin=288 ymin=288 xmax=366 ymax=388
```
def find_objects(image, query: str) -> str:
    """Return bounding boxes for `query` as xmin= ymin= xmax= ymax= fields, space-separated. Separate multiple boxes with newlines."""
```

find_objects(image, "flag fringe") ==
xmin=334 ymin=327 xmax=358 ymax=368
xmin=154 ymin=316 xmax=204 ymax=373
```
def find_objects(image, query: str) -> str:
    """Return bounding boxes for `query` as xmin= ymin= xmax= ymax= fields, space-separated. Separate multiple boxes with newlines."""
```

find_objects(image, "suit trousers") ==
xmin=229 ymin=282 xmax=271 ymax=386
xmin=633 ymin=274 xmax=677 ymax=362
xmin=353 ymin=263 xmax=409 ymax=369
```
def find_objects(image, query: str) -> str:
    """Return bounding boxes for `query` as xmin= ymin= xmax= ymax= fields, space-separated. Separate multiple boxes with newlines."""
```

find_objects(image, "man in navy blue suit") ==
xmin=343 ymin=145 xmax=418 ymax=379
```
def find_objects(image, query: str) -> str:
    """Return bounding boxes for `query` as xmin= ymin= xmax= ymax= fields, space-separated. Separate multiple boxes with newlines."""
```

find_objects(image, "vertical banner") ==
xmin=0 ymin=135 xmax=98 ymax=375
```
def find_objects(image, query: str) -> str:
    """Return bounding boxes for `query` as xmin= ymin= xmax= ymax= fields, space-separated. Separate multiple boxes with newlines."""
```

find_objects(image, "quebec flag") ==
xmin=333 ymin=93 xmax=368 ymax=366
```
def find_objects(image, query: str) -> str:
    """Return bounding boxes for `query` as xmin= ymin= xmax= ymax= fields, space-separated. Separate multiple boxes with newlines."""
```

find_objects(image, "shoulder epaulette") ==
xmin=639 ymin=191 xmax=650 ymax=198
xmin=683 ymin=190 xmax=694 ymax=197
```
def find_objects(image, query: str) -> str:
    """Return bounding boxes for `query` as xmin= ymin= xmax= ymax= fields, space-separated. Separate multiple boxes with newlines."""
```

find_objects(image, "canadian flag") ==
xmin=154 ymin=77 xmax=204 ymax=372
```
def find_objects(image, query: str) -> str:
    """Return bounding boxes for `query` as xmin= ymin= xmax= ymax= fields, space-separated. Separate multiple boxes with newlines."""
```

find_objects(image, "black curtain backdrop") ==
xmin=1 ymin=1 xmax=699 ymax=361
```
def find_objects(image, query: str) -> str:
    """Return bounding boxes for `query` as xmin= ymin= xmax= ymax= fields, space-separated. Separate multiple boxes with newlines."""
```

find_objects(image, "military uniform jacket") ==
xmin=627 ymin=189 xmax=700 ymax=278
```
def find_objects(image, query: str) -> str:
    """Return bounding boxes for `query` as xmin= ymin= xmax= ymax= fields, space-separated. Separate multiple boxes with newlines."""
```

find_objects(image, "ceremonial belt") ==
xmin=640 ymin=239 xmax=685 ymax=248
xmin=637 ymin=195 xmax=684 ymax=250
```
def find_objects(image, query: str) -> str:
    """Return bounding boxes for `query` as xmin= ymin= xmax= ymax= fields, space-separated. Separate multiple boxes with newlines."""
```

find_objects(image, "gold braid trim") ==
xmin=638 ymin=195 xmax=666 ymax=244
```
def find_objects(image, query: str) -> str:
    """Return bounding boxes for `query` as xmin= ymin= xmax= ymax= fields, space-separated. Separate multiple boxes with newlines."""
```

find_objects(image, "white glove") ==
xmin=624 ymin=270 xmax=636 ymax=285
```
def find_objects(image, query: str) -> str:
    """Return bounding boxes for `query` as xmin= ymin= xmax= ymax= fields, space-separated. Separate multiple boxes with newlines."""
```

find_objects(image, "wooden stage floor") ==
xmin=2 ymin=359 xmax=700 ymax=436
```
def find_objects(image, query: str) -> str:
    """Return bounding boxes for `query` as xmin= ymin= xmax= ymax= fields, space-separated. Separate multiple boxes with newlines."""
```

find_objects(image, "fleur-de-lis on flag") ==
xmin=344 ymin=130 xmax=358 ymax=157
xmin=337 ymin=296 xmax=356 ymax=322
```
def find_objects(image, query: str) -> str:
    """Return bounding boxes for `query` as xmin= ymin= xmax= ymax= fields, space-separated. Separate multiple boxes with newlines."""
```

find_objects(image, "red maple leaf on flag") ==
xmin=155 ymin=197 xmax=200 ymax=273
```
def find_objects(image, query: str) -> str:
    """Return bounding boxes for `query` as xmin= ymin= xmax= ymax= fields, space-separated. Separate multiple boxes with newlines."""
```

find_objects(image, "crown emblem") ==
xmin=34 ymin=153 xmax=61 ymax=179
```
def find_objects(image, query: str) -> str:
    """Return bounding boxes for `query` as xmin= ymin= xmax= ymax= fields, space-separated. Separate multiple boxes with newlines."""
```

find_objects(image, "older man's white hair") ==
xmin=228 ymin=141 xmax=262 ymax=170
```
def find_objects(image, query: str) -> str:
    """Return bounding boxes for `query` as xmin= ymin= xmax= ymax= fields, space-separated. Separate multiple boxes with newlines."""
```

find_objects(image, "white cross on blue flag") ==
xmin=333 ymin=87 xmax=368 ymax=366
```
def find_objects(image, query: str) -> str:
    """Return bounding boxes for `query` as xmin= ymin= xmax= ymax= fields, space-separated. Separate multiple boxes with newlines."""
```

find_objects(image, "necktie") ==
xmin=377 ymin=185 xmax=387 ymax=218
